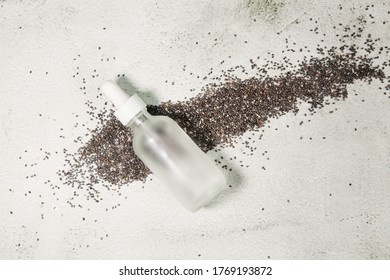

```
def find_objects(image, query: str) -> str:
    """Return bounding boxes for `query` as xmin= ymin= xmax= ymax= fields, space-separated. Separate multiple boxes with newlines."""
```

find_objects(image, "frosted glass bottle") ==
xmin=101 ymin=81 xmax=226 ymax=212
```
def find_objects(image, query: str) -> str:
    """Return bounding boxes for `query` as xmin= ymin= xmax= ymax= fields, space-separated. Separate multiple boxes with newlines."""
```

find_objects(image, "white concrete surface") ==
xmin=0 ymin=0 xmax=389 ymax=259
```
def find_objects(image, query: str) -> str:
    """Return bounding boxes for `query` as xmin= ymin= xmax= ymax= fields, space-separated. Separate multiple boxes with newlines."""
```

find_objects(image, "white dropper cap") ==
xmin=101 ymin=80 xmax=146 ymax=126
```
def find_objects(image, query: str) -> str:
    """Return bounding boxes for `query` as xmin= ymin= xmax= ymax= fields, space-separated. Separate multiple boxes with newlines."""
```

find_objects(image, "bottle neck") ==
xmin=128 ymin=109 xmax=151 ymax=130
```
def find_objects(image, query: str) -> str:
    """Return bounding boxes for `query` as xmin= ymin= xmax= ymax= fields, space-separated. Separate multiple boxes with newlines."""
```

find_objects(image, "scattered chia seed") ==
xmin=58 ymin=46 xmax=385 ymax=203
xmin=9 ymin=8 xmax=385 ymax=207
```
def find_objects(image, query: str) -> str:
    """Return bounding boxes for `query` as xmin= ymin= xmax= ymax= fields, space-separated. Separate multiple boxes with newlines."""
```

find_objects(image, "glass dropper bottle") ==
xmin=101 ymin=81 xmax=227 ymax=212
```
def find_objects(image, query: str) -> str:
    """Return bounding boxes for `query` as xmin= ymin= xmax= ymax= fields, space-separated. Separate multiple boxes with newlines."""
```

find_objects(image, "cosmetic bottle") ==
xmin=101 ymin=81 xmax=226 ymax=212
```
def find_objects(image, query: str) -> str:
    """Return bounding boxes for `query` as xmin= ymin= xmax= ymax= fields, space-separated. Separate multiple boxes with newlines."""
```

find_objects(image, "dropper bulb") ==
xmin=101 ymin=80 xmax=129 ymax=108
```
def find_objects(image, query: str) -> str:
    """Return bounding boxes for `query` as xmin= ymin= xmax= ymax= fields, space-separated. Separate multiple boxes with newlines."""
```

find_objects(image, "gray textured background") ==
xmin=0 ymin=0 xmax=389 ymax=259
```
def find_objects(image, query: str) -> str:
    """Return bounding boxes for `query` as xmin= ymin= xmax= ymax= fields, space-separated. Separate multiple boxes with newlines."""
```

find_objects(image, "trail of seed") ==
xmin=58 ymin=49 xmax=385 ymax=205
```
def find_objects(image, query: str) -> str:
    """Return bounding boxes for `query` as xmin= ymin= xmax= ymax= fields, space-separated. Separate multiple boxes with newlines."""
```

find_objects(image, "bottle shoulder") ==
xmin=132 ymin=115 xmax=177 ymax=139
xmin=139 ymin=115 xmax=177 ymax=130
